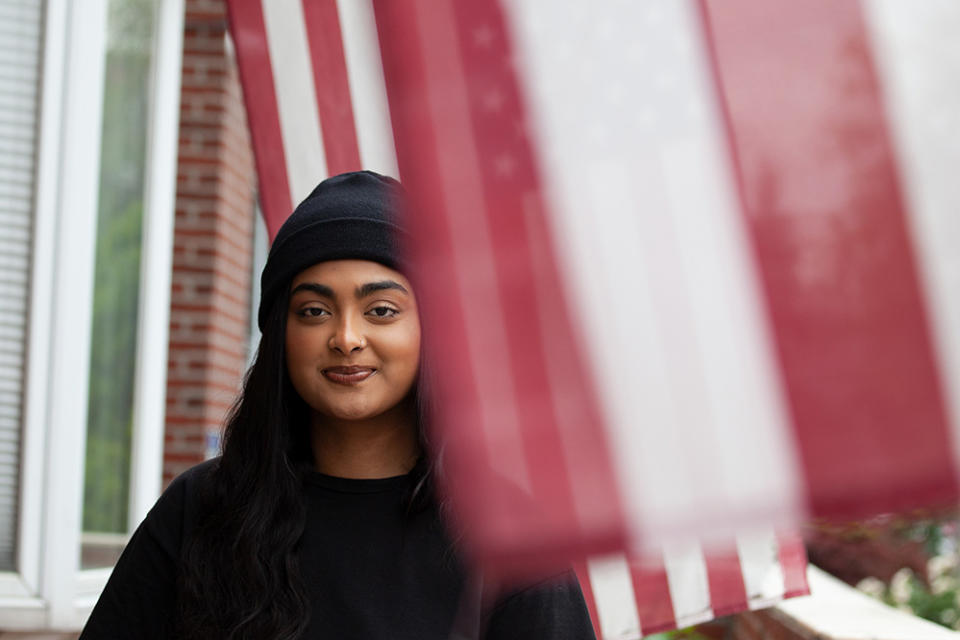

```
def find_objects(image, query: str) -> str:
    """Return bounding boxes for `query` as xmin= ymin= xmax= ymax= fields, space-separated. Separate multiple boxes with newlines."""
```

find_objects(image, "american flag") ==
xmin=225 ymin=0 xmax=960 ymax=636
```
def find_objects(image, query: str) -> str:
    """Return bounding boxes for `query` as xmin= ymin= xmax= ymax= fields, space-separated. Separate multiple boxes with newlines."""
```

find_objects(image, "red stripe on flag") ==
xmin=447 ymin=0 xmax=624 ymax=558
xmin=704 ymin=549 xmax=749 ymax=618
xmin=572 ymin=559 xmax=603 ymax=640
xmin=225 ymin=0 xmax=293 ymax=238
xmin=698 ymin=0 xmax=959 ymax=518
xmin=372 ymin=0 xmax=499 ymax=557
xmin=300 ymin=0 xmax=362 ymax=175
xmin=776 ymin=531 xmax=810 ymax=598
xmin=631 ymin=560 xmax=677 ymax=635
xmin=375 ymin=0 xmax=624 ymax=572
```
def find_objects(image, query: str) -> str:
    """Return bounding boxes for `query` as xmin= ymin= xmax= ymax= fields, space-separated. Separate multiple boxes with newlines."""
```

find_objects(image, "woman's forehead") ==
xmin=290 ymin=259 xmax=410 ymax=289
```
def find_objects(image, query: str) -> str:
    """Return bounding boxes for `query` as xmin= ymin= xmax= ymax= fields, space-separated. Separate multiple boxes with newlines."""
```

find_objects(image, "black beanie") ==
xmin=257 ymin=170 xmax=407 ymax=330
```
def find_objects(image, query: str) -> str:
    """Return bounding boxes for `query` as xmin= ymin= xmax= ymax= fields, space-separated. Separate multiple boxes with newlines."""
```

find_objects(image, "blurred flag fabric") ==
xmin=225 ymin=0 xmax=960 ymax=635
xmin=572 ymin=530 xmax=808 ymax=637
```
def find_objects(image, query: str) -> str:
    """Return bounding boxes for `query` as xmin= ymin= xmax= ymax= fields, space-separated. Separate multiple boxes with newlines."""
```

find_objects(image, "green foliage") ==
xmin=82 ymin=25 xmax=151 ymax=533
xmin=857 ymin=517 xmax=960 ymax=630
xmin=904 ymin=519 xmax=953 ymax=557
xmin=83 ymin=195 xmax=143 ymax=534
xmin=107 ymin=0 xmax=154 ymax=52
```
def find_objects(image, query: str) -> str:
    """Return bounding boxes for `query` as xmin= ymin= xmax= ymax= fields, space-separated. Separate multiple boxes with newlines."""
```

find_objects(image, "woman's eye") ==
xmin=299 ymin=307 xmax=329 ymax=318
xmin=368 ymin=306 xmax=398 ymax=319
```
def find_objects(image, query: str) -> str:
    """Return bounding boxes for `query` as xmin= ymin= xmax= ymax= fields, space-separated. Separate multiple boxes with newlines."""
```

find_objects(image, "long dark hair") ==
xmin=177 ymin=286 xmax=435 ymax=639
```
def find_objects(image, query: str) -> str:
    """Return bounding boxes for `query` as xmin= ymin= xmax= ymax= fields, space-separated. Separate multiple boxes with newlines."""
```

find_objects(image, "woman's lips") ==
xmin=322 ymin=366 xmax=376 ymax=385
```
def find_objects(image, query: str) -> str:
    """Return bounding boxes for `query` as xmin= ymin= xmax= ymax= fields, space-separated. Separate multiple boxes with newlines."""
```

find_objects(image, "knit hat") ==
xmin=257 ymin=170 xmax=407 ymax=330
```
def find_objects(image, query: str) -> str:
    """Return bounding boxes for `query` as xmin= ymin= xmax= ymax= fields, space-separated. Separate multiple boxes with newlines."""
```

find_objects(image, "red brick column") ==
xmin=164 ymin=0 xmax=257 ymax=485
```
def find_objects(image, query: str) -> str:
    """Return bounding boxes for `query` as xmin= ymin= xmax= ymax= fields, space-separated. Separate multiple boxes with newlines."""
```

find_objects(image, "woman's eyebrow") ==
xmin=290 ymin=282 xmax=334 ymax=298
xmin=356 ymin=280 xmax=408 ymax=298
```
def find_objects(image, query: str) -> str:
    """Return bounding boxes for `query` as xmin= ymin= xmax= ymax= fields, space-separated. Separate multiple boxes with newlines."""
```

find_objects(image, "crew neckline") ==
xmin=306 ymin=470 xmax=414 ymax=494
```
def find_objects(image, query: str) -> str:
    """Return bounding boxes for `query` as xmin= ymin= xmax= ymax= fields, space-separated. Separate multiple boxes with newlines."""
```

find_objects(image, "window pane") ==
xmin=0 ymin=0 xmax=45 ymax=573
xmin=82 ymin=0 xmax=155 ymax=569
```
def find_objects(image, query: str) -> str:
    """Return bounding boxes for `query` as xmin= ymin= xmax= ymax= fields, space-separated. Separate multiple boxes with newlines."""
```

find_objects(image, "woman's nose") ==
xmin=328 ymin=314 xmax=366 ymax=354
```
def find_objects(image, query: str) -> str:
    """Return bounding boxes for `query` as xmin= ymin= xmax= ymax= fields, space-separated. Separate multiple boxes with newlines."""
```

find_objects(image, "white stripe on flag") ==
xmin=504 ymin=0 xmax=679 ymax=553
xmin=410 ymin=0 xmax=531 ymax=492
xmin=663 ymin=540 xmax=713 ymax=628
xmin=735 ymin=529 xmax=786 ymax=609
xmin=336 ymin=0 xmax=399 ymax=177
xmin=503 ymin=0 xmax=803 ymax=550
xmin=518 ymin=189 xmax=617 ymax=532
xmin=261 ymin=0 xmax=328 ymax=203
xmin=863 ymin=0 xmax=960 ymax=475
xmin=587 ymin=554 xmax=641 ymax=640
xmin=661 ymin=135 xmax=802 ymax=530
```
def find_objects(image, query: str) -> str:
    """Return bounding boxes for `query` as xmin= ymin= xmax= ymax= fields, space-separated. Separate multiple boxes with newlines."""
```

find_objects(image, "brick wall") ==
xmin=164 ymin=0 xmax=256 ymax=485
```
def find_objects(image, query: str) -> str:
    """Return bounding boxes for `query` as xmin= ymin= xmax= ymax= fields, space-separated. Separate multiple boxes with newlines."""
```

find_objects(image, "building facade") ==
xmin=0 ymin=0 xmax=259 ymax=631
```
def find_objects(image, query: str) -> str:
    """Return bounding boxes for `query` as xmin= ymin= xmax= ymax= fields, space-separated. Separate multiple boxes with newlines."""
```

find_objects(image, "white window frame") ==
xmin=0 ymin=0 xmax=183 ymax=630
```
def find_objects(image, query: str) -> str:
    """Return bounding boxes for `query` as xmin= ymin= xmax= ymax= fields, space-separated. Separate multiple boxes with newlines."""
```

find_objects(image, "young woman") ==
xmin=80 ymin=171 xmax=596 ymax=639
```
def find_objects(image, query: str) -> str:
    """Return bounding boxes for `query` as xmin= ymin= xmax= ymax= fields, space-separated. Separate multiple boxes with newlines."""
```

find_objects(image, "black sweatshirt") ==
xmin=80 ymin=461 xmax=596 ymax=639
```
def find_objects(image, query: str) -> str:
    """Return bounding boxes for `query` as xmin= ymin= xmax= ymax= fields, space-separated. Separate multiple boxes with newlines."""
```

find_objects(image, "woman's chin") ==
xmin=314 ymin=403 xmax=382 ymax=423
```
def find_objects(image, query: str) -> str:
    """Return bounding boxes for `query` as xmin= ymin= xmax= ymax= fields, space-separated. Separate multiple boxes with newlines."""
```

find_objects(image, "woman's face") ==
xmin=285 ymin=259 xmax=421 ymax=422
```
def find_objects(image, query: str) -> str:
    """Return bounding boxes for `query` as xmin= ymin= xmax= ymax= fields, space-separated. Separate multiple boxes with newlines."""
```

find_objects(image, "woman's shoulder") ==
xmin=483 ymin=569 xmax=596 ymax=639
xmin=169 ymin=457 xmax=219 ymax=492
xmin=141 ymin=458 xmax=220 ymax=544
xmin=79 ymin=464 xmax=220 ymax=638
xmin=153 ymin=458 xmax=219 ymax=511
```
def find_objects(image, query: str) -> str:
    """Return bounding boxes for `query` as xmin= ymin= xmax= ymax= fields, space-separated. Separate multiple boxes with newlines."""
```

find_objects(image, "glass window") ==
xmin=0 ymin=0 xmax=44 ymax=573
xmin=81 ymin=0 xmax=156 ymax=569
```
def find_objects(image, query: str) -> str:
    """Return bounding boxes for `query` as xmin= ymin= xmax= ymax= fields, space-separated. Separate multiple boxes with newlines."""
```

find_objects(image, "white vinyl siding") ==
xmin=0 ymin=0 xmax=43 ymax=573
